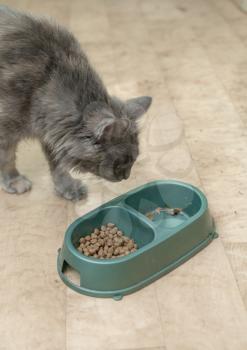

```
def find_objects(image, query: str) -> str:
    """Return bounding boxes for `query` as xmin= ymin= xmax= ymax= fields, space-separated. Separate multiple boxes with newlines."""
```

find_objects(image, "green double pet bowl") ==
xmin=57 ymin=180 xmax=217 ymax=299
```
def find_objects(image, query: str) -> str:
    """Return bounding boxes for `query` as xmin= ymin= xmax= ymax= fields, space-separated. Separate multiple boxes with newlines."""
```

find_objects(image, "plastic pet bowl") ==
xmin=57 ymin=180 xmax=217 ymax=299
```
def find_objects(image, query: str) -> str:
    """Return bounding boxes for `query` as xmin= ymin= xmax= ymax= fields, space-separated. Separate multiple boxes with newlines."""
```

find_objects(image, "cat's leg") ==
xmin=41 ymin=143 xmax=87 ymax=201
xmin=0 ymin=142 xmax=32 ymax=194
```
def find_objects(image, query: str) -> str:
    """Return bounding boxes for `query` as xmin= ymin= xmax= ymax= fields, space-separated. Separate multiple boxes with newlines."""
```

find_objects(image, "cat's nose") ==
xmin=123 ymin=168 xmax=131 ymax=180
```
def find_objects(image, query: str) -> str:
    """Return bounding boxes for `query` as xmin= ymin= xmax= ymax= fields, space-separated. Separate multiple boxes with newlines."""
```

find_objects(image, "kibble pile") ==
xmin=77 ymin=223 xmax=138 ymax=259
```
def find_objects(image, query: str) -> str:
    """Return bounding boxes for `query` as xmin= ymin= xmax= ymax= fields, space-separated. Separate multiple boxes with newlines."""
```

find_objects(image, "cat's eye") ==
xmin=123 ymin=155 xmax=131 ymax=165
xmin=94 ymin=139 xmax=101 ymax=145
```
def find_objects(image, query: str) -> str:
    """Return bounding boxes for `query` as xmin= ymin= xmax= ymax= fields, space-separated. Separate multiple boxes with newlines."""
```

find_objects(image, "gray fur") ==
xmin=0 ymin=6 xmax=152 ymax=200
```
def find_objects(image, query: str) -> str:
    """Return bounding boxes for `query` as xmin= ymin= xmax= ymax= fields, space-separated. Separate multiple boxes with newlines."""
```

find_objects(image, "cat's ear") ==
xmin=125 ymin=96 xmax=152 ymax=119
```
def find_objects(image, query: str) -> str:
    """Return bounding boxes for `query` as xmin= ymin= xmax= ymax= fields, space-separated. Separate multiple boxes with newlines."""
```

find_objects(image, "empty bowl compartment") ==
xmin=125 ymin=182 xmax=203 ymax=229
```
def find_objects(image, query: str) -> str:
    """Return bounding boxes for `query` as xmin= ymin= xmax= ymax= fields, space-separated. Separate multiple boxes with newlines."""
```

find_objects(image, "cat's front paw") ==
xmin=55 ymin=178 xmax=88 ymax=201
xmin=1 ymin=175 xmax=32 ymax=194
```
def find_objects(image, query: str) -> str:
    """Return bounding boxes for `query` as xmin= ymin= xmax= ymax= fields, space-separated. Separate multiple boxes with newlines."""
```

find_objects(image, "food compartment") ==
xmin=70 ymin=206 xmax=155 ymax=252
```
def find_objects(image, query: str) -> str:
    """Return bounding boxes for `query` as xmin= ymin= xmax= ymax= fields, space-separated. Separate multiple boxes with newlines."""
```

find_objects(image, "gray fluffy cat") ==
xmin=0 ymin=6 xmax=152 ymax=200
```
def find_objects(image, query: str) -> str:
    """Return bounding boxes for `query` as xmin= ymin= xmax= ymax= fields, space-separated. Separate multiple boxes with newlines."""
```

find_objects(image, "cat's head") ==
xmin=69 ymin=96 xmax=152 ymax=181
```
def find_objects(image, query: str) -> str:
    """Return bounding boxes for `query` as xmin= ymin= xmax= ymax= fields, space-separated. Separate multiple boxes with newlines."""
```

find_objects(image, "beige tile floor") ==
xmin=1 ymin=0 xmax=247 ymax=349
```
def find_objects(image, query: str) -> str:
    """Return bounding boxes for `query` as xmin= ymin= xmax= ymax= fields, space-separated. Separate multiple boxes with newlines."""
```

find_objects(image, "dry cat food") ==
xmin=145 ymin=207 xmax=182 ymax=221
xmin=77 ymin=223 xmax=138 ymax=259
